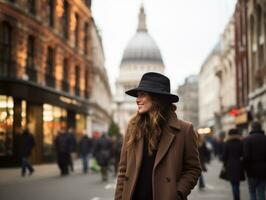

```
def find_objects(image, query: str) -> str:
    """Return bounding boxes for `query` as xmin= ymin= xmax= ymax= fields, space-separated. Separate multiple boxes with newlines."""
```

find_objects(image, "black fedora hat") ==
xmin=125 ymin=72 xmax=179 ymax=103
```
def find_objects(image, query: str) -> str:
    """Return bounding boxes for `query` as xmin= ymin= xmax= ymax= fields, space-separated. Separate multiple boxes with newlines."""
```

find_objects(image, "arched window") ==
xmin=0 ymin=21 xmax=12 ymax=75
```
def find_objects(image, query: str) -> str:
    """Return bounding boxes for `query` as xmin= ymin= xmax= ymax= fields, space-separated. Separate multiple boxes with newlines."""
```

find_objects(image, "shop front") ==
xmin=235 ymin=107 xmax=251 ymax=136
xmin=0 ymin=80 xmax=89 ymax=167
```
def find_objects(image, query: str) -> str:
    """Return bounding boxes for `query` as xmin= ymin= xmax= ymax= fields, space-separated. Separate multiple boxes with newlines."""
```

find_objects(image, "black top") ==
xmin=132 ymin=136 xmax=157 ymax=200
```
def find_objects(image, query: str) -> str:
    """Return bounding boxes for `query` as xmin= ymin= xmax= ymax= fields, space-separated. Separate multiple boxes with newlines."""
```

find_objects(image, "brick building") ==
xmin=0 ymin=0 xmax=93 ymax=166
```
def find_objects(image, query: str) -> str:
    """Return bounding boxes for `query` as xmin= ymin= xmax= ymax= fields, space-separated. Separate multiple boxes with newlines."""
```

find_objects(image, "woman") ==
xmin=222 ymin=128 xmax=245 ymax=200
xmin=114 ymin=72 xmax=201 ymax=200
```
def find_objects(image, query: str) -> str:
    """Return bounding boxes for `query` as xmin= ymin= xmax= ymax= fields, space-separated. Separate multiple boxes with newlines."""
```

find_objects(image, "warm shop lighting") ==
xmin=198 ymin=127 xmax=211 ymax=135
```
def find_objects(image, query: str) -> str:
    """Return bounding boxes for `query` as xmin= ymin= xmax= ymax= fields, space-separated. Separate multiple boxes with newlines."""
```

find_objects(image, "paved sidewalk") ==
xmin=189 ymin=159 xmax=250 ymax=200
xmin=0 ymin=159 xmax=83 ymax=186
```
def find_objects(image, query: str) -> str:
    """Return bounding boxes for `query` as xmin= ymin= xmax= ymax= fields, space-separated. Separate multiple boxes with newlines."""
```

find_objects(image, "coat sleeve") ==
xmin=114 ymin=128 xmax=130 ymax=200
xmin=176 ymin=124 xmax=201 ymax=198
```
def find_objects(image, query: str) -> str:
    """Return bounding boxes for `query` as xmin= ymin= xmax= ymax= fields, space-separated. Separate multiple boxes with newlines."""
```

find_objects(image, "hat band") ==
xmin=139 ymin=80 xmax=170 ymax=92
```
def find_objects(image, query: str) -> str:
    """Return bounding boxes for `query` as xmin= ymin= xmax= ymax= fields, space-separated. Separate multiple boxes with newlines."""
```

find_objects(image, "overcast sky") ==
xmin=92 ymin=0 xmax=237 ymax=93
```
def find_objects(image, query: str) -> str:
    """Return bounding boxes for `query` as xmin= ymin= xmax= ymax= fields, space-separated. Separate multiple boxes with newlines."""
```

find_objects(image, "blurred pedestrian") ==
xmin=222 ymin=128 xmax=245 ymax=200
xmin=112 ymin=134 xmax=123 ymax=176
xmin=67 ymin=128 xmax=77 ymax=172
xmin=78 ymin=130 xmax=93 ymax=174
xmin=243 ymin=121 xmax=266 ymax=200
xmin=55 ymin=127 xmax=71 ymax=176
xmin=114 ymin=72 xmax=201 ymax=200
xmin=19 ymin=128 xmax=35 ymax=177
xmin=216 ymin=131 xmax=226 ymax=161
xmin=93 ymin=133 xmax=112 ymax=181
xmin=197 ymin=134 xmax=209 ymax=189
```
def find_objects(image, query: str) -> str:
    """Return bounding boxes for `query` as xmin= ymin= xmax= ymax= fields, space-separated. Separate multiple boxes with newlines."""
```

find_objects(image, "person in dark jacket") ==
xmin=197 ymin=134 xmax=209 ymax=189
xmin=243 ymin=121 xmax=266 ymax=200
xmin=78 ymin=130 xmax=93 ymax=173
xmin=93 ymin=133 xmax=112 ymax=181
xmin=222 ymin=128 xmax=245 ymax=200
xmin=112 ymin=134 xmax=123 ymax=176
xmin=55 ymin=127 xmax=71 ymax=176
xmin=67 ymin=128 xmax=77 ymax=172
xmin=20 ymin=128 xmax=35 ymax=176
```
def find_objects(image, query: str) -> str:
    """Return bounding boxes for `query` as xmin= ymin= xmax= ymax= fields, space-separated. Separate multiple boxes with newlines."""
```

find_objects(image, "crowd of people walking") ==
xmin=17 ymin=119 xmax=266 ymax=200
xmin=198 ymin=121 xmax=266 ymax=200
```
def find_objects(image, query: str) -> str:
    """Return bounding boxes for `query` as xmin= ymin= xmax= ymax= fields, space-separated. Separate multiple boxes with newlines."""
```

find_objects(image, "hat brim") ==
xmin=125 ymin=87 xmax=179 ymax=103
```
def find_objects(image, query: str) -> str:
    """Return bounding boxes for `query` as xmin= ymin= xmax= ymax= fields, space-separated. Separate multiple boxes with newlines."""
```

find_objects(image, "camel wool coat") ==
xmin=114 ymin=112 xmax=201 ymax=200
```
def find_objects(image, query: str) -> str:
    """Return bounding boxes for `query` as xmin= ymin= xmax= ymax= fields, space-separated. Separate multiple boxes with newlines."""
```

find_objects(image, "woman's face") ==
xmin=136 ymin=91 xmax=153 ymax=114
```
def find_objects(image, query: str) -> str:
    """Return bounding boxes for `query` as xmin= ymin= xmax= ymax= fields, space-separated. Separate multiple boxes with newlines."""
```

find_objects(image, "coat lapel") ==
xmin=153 ymin=126 xmax=175 ymax=169
xmin=153 ymin=112 xmax=180 ymax=169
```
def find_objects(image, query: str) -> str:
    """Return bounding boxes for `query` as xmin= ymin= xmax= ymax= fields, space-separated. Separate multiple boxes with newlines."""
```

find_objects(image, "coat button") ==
xmin=125 ymin=176 xmax=129 ymax=181
xmin=166 ymin=177 xmax=171 ymax=182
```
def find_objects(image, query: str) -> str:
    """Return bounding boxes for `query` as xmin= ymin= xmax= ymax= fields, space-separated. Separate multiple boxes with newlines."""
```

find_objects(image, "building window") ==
xmin=62 ymin=58 xmax=69 ymax=92
xmin=84 ymin=22 xmax=89 ymax=54
xmin=26 ymin=35 xmax=35 ymax=68
xmin=62 ymin=0 xmax=69 ymax=39
xmin=75 ymin=13 xmax=79 ymax=48
xmin=75 ymin=65 xmax=80 ymax=86
xmin=26 ymin=35 xmax=37 ymax=81
xmin=46 ymin=47 xmax=54 ymax=75
xmin=63 ymin=58 xmax=68 ymax=80
xmin=0 ymin=21 xmax=12 ymax=75
xmin=27 ymin=0 xmax=35 ymax=14
xmin=84 ymin=67 xmax=89 ymax=98
xmin=46 ymin=47 xmax=55 ymax=87
xmin=48 ymin=0 xmax=54 ymax=27
xmin=75 ymin=66 xmax=80 ymax=95
xmin=84 ymin=0 xmax=91 ymax=8
xmin=0 ymin=95 xmax=14 ymax=156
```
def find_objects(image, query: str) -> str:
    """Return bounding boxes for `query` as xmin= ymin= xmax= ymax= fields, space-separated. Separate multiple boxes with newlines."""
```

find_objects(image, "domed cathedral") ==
xmin=115 ymin=5 xmax=165 ymax=134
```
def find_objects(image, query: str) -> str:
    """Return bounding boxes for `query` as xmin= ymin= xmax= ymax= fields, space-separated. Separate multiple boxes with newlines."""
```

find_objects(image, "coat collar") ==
xmin=134 ymin=111 xmax=181 ymax=172
xmin=168 ymin=111 xmax=181 ymax=131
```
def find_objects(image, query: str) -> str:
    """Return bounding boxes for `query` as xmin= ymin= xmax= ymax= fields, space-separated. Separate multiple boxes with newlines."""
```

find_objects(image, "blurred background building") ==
xmin=198 ymin=42 xmax=221 ymax=134
xmin=176 ymin=75 xmax=199 ymax=128
xmin=114 ymin=5 xmax=165 ymax=134
xmin=215 ymin=17 xmax=237 ymax=133
xmin=197 ymin=0 xmax=266 ymax=136
xmin=0 ymin=0 xmax=112 ymax=167
xmin=246 ymin=0 xmax=266 ymax=131
xmin=89 ymin=18 xmax=112 ymax=137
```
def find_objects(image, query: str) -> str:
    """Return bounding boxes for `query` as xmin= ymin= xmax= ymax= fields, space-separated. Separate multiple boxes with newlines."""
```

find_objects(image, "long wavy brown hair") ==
xmin=126 ymin=93 xmax=175 ymax=155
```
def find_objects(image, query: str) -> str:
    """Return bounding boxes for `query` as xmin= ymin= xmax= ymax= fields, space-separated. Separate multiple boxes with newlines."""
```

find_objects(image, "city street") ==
xmin=0 ymin=159 xmax=250 ymax=200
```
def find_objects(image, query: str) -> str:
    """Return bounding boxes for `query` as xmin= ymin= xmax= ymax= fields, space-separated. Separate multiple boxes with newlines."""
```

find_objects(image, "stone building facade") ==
xmin=176 ymin=75 xmax=199 ymax=128
xmin=0 ymin=0 xmax=93 ymax=166
xmin=247 ymin=0 xmax=266 ymax=130
xmin=89 ymin=18 xmax=112 ymax=136
xmin=198 ymin=43 xmax=221 ymax=133
xmin=215 ymin=17 xmax=237 ymax=132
